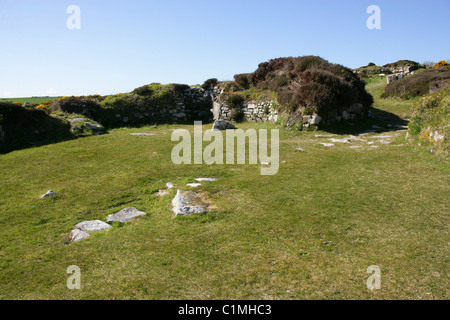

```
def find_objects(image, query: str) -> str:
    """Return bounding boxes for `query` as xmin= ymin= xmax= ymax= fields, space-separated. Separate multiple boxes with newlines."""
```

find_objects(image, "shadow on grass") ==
xmin=320 ymin=107 xmax=409 ymax=136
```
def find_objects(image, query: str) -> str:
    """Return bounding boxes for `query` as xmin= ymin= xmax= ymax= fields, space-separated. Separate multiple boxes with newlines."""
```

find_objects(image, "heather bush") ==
xmin=202 ymin=78 xmax=218 ymax=90
xmin=381 ymin=68 xmax=450 ymax=99
xmin=50 ymin=96 xmax=101 ymax=118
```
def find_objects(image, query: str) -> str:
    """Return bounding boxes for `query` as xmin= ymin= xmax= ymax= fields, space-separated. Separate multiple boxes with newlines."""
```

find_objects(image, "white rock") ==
xmin=187 ymin=183 xmax=202 ymax=188
xmin=166 ymin=182 xmax=174 ymax=189
xmin=106 ymin=207 xmax=147 ymax=223
xmin=349 ymin=146 xmax=363 ymax=149
xmin=172 ymin=190 xmax=206 ymax=216
xmin=70 ymin=229 xmax=91 ymax=243
xmin=329 ymin=138 xmax=349 ymax=144
xmin=319 ymin=143 xmax=335 ymax=147
xmin=130 ymin=133 xmax=155 ymax=136
xmin=296 ymin=147 xmax=304 ymax=151
xmin=195 ymin=178 xmax=217 ymax=182
xmin=40 ymin=190 xmax=56 ymax=199
xmin=379 ymin=139 xmax=391 ymax=144
xmin=75 ymin=220 xmax=112 ymax=233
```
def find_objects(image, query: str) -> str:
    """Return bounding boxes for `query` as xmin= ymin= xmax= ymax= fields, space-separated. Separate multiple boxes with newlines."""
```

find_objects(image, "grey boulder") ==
xmin=106 ymin=207 xmax=147 ymax=223
xmin=212 ymin=120 xmax=236 ymax=131
xmin=75 ymin=220 xmax=112 ymax=233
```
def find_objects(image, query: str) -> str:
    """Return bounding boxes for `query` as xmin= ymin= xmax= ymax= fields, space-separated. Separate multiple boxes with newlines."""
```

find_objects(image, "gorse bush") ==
xmin=381 ymin=68 xmax=450 ymax=99
xmin=433 ymin=60 xmax=450 ymax=69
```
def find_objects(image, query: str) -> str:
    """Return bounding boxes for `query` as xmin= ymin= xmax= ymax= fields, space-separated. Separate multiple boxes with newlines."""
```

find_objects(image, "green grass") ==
xmin=0 ymin=85 xmax=449 ymax=299
xmin=0 ymin=97 xmax=62 ymax=104
xmin=365 ymin=76 xmax=416 ymax=119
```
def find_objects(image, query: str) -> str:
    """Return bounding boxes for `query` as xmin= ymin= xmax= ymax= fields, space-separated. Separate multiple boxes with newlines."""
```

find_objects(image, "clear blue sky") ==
xmin=1 ymin=0 xmax=449 ymax=97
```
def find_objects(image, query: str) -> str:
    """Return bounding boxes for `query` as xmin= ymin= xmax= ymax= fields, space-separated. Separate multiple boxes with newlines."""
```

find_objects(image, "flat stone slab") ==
xmin=70 ymin=229 xmax=91 ymax=243
xmin=187 ymin=183 xmax=202 ymax=187
xmin=75 ymin=220 xmax=112 ymax=233
xmin=329 ymin=138 xmax=349 ymax=143
xmin=106 ymin=207 xmax=147 ymax=223
xmin=40 ymin=190 xmax=56 ymax=199
xmin=195 ymin=178 xmax=217 ymax=182
xmin=172 ymin=190 xmax=207 ymax=216
xmin=130 ymin=133 xmax=155 ymax=136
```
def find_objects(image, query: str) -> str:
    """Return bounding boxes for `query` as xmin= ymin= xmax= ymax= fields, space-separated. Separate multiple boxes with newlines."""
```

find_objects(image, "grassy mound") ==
xmin=228 ymin=56 xmax=373 ymax=123
xmin=381 ymin=68 xmax=450 ymax=99
xmin=0 ymin=102 xmax=73 ymax=154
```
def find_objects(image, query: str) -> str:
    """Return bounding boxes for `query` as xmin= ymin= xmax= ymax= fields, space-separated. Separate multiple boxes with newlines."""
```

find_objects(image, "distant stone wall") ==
xmin=212 ymin=98 xmax=279 ymax=123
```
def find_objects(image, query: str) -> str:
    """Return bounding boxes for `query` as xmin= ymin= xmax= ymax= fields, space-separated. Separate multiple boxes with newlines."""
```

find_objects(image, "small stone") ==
xmin=195 ymin=178 xmax=217 ymax=182
xmin=40 ymin=190 xmax=56 ymax=199
xmin=130 ymin=133 xmax=155 ymax=136
xmin=187 ymin=183 xmax=202 ymax=188
xmin=70 ymin=229 xmax=91 ymax=243
xmin=329 ymin=138 xmax=349 ymax=144
xmin=106 ymin=207 xmax=147 ymax=223
xmin=166 ymin=182 xmax=174 ymax=189
xmin=319 ymin=143 xmax=335 ymax=147
xmin=172 ymin=190 xmax=207 ymax=216
xmin=296 ymin=147 xmax=304 ymax=151
xmin=75 ymin=220 xmax=112 ymax=233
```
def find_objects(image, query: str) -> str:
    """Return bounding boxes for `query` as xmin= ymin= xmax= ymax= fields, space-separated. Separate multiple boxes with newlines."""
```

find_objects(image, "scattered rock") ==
xmin=75 ymin=220 xmax=112 ymax=233
xmin=157 ymin=189 xmax=171 ymax=197
xmin=212 ymin=120 xmax=236 ymax=131
xmin=106 ymin=207 xmax=147 ymax=223
xmin=70 ymin=229 xmax=91 ymax=243
xmin=130 ymin=133 xmax=155 ymax=136
xmin=319 ymin=143 xmax=335 ymax=147
xmin=329 ymin=138 xmax=349 ymax=144
xmin=172 ymin=190 xmax=207 ymax=216
xmin=348 ymin=135 xmax=366 ymax=142
xmin=349 ymin=146 xmax=363 ymax=149
xmin=40 ymin=190 xmax=56 ymax=199
xmin=315 ymin=134 xmax=335 ymax=138
xmin=166 ymin=182 xmax=174 ymax=189
xmin=84 ymin=122 xmax=104 ymax=131
xmin=195 ymin=178 xmax=217 ymax=182
xmin=379 ymin=139 xmax=391 ymax=144
xmin=187 ymin=183 xmax=202 ymax=188
xmin=296 ymin=147 xmax=304 ymax=151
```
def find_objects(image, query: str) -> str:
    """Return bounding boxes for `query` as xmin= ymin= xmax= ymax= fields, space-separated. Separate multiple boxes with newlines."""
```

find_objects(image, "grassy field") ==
xmin=0 ymin=97 xmax=61 ymax=104
xmin=0 ymin=79 xmax=448 ymax=300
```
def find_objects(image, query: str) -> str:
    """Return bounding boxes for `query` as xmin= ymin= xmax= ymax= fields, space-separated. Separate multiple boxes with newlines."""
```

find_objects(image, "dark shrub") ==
xmin=229 ymin=108 xmax=245 ymax=123
xmin=169 ymin=83 xmax=191 ymax=95
xmin=234 ymin=73 xmax=251 ymax=90
xmin=202 ymin=78 xmax=218 ymax=90
xmin=50 ymin=97 xmax=100 ymax=118
xmin=225 ymin=94 xmax=245 ymax=108
xmin=0 ymin=102 xmax=72 ymax=153
xmin=382 ymin=68 xmax=450 ymax=99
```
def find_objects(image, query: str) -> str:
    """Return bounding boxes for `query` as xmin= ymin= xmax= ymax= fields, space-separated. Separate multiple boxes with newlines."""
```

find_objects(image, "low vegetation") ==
xmin=225 ymin=56 xmax=373 ymax=122
xmin=0 ymin=101 xmax=73 ymax=154
xmin=409 ymin=86 xmax=449 ymax=156
xmin=381 ymin=68 xmax=450 ymax=99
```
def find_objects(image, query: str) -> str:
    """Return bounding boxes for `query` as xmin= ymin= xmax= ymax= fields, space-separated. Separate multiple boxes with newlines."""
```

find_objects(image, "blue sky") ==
xmin=0 ymin=0 xmax=449 ymax=97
